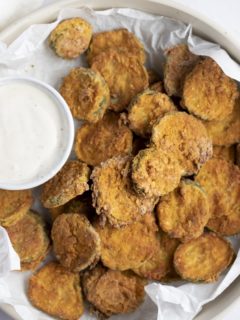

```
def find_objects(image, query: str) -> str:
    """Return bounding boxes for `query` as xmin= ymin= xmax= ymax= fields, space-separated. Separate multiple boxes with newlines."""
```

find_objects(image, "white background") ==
xmin=0 ymin=0 xmax=239 ymax=319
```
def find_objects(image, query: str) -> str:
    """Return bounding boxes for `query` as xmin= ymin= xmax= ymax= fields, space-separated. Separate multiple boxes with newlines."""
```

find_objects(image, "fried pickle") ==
xmin=213 ymin=145 xmax=235 ymax=163
xmin=128 ymin=90 xmax=176 ymax=138
xmin=182 ymin=57 xmax=238 ymax=121
xmin=91 ymin=49 xmax=148 ymax=112
xmin=6 ymin=210 xmax=49 ymax=270
xmin=164 ymin=44 xmax=200 ymax=97
xmin=60 ymin=67 xmax=110 ymax=122
xmin=131 ymin=147 xmax=183 ymax=197
xmin=91 ymin=156 xmax=157 ymax=227
xmin=94 ymin=213 xmax=158 ymax=271
xmin=132 ymin=232 xmax=179 ymax=281
xmin=156 ymin=180 xmax=210 ymax=242
xmin=74 ymin=112 xmax=132 ymax=166
xmin=28 ymin=262 xmax=84 ymax=320
xmin=87 ymin=28 xmax=145 ymax=65
xmin=52 ymin=213 xmax=100 ymax=272
xmin=196 ymin=158 xmax=240 ymax=236
xmin=41 ymin=160 xmax=90 ymax=208
xmin=82 ymin=265 xmax=145 ymax=317
xmin=49 ymin=17 xmax=92 ymax=59
xmin=174 ymin=233 xmax=235 ymax=282
xmin=0 ymin=189 xmax=32 ymax=227
xmin=151 ymin=112 xmax=213 ymax=175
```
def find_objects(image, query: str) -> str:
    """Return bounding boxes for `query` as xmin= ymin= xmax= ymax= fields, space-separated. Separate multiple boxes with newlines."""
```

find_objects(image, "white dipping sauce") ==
xmin=0 ymin=80 xmax=69 ymax=186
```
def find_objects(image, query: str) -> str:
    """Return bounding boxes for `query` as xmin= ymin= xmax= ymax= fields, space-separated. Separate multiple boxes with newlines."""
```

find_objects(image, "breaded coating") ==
xmin=94 ymin=213 xmax=158 ymax=270
xmin=132 ymin=232 xmax=179 ymax=280
xmin=151 ymin=112 xmax=213 ymax=175
xmin=75 ymin=112 xmax=132 ymax=166
xmin=174 ymin=233 xmax=235 ymax=282
xmin=156 ymin=180 xmax=210 ymax=242
xmin=6 ymin=211 xmax=49 ymax=270
xmin=182 ymin=58 xmax=238 ymax=121
xmin=164 ymin=44 xmax=200 ymax=97
xmin=87 ymin=28 xmax=145 ymax=65
xmin=91 ymin=49 xmax=148 ymax=112
xmin=196 ymin=158 xmax=240 ymax=236
xmin=147 ymin=69 xmax=161 ymax=85
xmin=149 ymin=81 xmax=164 ymax=93
xmin=202 ymin=98 xmax=240 ymax=146
xmin=52 ymin=213 xmax=100 ymax=272
xmin=49 ymin=17 xmax=92 ymax=59
xmin=60 ymin=67 xmax=110 ymax=122
xmin=131 ymin=147 xmax=183 ymax=197
xmin=91 ymin=156 xmax=157 ymax=227
xmin=28 ymin=262 xmax=84 ymax=320
xmin=82 ymin=265 xmax=145 ymax=317
xmin=41 ymin=160 xmax=90 ymax=208
xmin=213 ymin=145 xmax=235 ymax=163
xmin=0 ymin=189 xmax=32 ymax=227
xmin=128 ymin=90 xmax=176 ymax=137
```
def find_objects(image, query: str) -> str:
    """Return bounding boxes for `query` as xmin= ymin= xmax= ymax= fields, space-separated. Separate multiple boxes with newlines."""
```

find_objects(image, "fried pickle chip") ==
xmin=91 ymin=49 xmax=148 ymax=112
xmin=149 ymin=81 xmax=164 ymax=93
xmin=0 ymin=189 xmax=32 ymax=227
xmin=91 ymin=156 xmax=157 ymax=227
xmin=6 ymin=210 xmax=49 ymax=270
xmin=28 ymin=262 xmax=84 ymax=320
xmin=202 ymin=98 xmax=240 ymax=146
xmin=132 ymin=147 xmax=183 ymax=197
xmin=156 ymin=180 xmax=210 ymax=242
xmin=213 ymin=145 xmax=235 ymax=163
xmin=60 ymin=67 xmax=110 ymax=122
xmin=82 ymin=265 xmax=145 ymax=317
xmin=128 ymin=90 xmax=176 ymax=137
xmin=49 ymin=17 xmax=92 ymax=59
xmin=52 ymin=213 xmax=100 ymax=272
xmin=174 ymin=233 xmax=235 ymax=282
xmin=41 ymin=160 xmax=90 ymax=208
xmin=196 ymin=158 xmax=240 ymax=236
xmin=164 ymin=44 xmax=200 ymax=97
xmin=182 ymin=58 xmax=238 ymax=121
xmin=94 ymin=213 xmax=158 ymax=270
xmin=75 ymin=112 xmax=132 ymax=166
xmin=151 ymin=112 xmax=213 ymax=175
xmin=132 ymin=232 xmax=179 ymax=280
xmin=87 ymin=28 xmax=145 ymax=65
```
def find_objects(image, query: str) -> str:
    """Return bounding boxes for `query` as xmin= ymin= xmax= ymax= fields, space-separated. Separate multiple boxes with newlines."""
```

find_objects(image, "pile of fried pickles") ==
xmin=1 ymin=17 xmax=240 ymax=320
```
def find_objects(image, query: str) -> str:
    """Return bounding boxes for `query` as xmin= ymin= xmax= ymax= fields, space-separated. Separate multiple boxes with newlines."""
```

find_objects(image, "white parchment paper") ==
xmin=0 ymin=7 xmax=239 ymax=320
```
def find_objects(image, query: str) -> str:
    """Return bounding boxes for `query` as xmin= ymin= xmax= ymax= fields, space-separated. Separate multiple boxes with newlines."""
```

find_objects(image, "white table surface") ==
xmin=0 ymin=0 xmax=240 ymax=319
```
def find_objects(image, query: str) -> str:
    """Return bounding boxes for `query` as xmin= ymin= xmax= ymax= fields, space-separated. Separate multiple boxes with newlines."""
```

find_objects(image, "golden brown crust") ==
xmin=74 ymin=112 xmax=133 ymax=166
xmin=0 ymin=189 xmax=32 ymax=227
xmin=87 ymin=28 xmax=145 ymax=65
xmin=212 ymin=145 xmax=235 ymax=163
xmin=82 ymin=265 xmax=145 ymax=317
xmin=164 ymin=44 xmax=200 ymax=97
xmin=28 ymin=262 xmax=84 ymax=320
xmin=156 ymin=180 xmax=210 ymax=242
xmin=131 ymin=147 xmax=182 ymax=197
xmin=151 ymin=112 xmax=213 ymax=175
xmin=196 ymin=158 xmax=240 ymax=236
xmin=60 ymin=67 xmax=110 ymax=122
xmin=91 ymin=156 xmax=157 ymax=227
xmin=182 ymin=58 xmax=239 ymax=121
xmin=49 ymin=18 xmax=92 ymax=59
xmin=128 ymin=90 xmax=176 ymax=137
xmin=51 ymin=213 xmax=100 ymax=272
xmin=91 ymin=49 xmax=148 ymax=112
xmin=94 ymin=213 xmax=158 ymax=270
xmin=41 ymin=160 xmax=90 ymax=208
xmin=174 ymin=233 xmax=235 ymax=282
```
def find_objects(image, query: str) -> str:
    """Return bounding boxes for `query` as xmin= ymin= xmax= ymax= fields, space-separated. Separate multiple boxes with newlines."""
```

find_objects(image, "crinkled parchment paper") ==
xmin=0 ymin=7 xmax=239 ymax=320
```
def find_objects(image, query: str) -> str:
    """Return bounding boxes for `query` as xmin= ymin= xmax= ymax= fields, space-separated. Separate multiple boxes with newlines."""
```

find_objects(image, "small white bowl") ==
xmin=0 ymin=76 xmax=74 ymax=190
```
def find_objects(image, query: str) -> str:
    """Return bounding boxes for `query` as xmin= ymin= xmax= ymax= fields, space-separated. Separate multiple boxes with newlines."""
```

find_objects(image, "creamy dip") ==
xmin=0 ymin=79 xmax=72 ymax=188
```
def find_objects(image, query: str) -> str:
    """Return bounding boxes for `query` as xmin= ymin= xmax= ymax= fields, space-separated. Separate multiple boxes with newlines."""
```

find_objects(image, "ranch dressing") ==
xmin=0 ymin=80 xmax=70 ymax=187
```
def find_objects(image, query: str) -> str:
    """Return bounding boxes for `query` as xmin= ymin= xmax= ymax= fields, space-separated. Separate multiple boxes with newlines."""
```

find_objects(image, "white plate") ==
xmin=0 ymin=1 xmax=240 ymax=319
